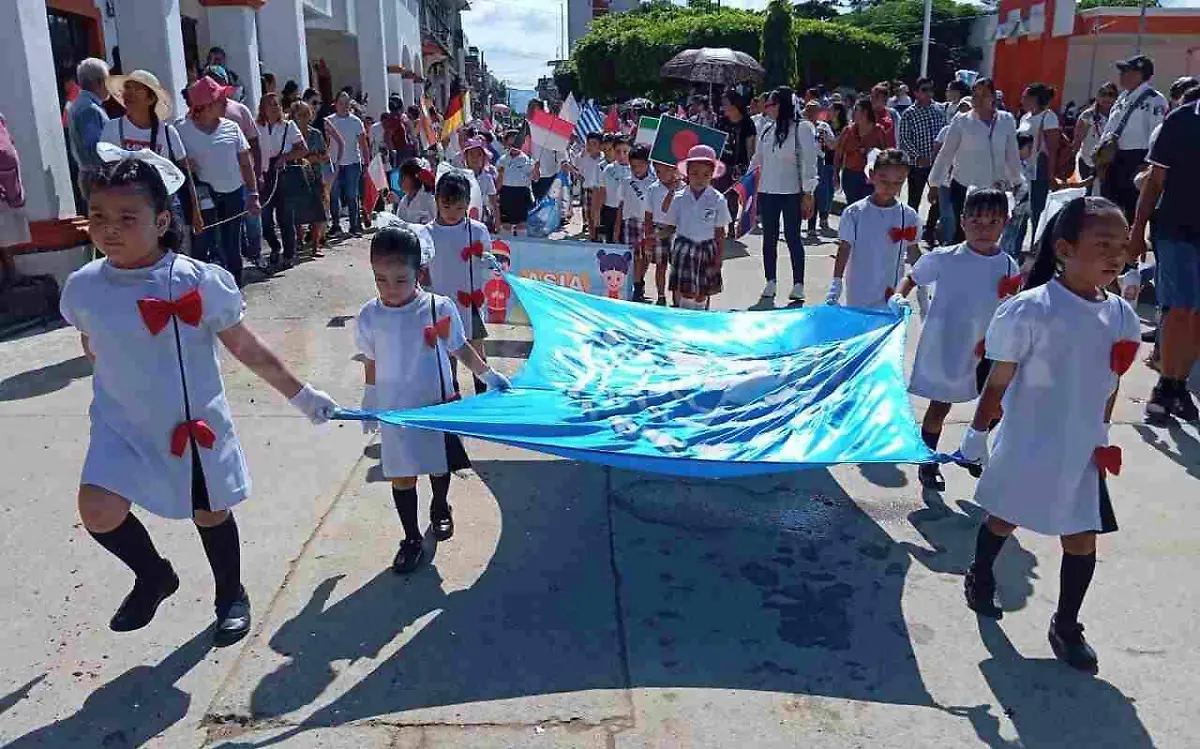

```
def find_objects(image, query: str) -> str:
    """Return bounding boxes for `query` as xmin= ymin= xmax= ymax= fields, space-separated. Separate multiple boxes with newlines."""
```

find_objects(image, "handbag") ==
xmin=430 ymin=295 xmax=472 ymax=472
xmin=1094 ymin=88 xmax=1154 ymax=180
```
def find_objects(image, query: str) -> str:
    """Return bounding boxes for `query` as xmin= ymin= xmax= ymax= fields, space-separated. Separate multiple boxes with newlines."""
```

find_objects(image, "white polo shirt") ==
xmin=1101 ymin=82 xmax=1168 ymax=151
xmin=574 ymin=152 xmax=606 ymax=189
xmin=621 ymin=170 xmax=655 ymax=221
xmin=664 ymin=185 xmax=731 ymax=243
xmin=646 ymin=180 xmax=682 ymax=224
xmin=497 ymin=152 xmax=534 ymax=187
xmin=601 ymin=162 xmax=631 ymax=208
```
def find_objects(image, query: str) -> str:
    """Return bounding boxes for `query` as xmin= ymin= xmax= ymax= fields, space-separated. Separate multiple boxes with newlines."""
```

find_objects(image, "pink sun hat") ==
xmin=676 ymin=144 xmax=726 ymax=179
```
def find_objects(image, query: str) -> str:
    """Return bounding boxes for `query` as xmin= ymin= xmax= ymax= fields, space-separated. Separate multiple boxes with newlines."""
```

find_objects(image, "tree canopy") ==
xmin=761 ymin=0 xmax=797 ymax=90
xmin=840 ymin=0 xmax=983 ymax=87
xmin=569 ymin=4 xmax=906 ymax=101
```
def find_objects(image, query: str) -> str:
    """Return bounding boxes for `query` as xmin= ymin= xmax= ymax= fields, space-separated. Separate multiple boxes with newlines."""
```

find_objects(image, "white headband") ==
xmin=96 ymin=143 xmax=186 ymax=196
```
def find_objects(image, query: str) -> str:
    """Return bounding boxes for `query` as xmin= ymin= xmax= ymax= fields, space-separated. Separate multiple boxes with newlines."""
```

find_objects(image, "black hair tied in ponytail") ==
xmin=89 ymin=157 xmax=182 ymax=250
xmin=1024 ymin=195 xmax=1122 ymax=291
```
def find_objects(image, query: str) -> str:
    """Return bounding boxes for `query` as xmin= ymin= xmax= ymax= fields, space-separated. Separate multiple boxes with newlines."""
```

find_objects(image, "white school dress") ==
xmin=838 ymin=198 xmax=921 ymax=310
xmin=59 ymin=253 xmax=251 ymax=519
xmin=975 ymin=280 xmax=1140 ymax=536
xmin=355 ymin=292 xmax=467 ymax=477
xmin=425 ymin=217 xmax=492 ymax=339
xmin=908 ymin=244 xmax=1021 ymax=403
xmin=396 ymin=188 xmax=436 ymax=225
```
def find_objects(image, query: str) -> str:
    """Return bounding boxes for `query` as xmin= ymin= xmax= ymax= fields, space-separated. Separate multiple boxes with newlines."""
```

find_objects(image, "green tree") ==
xmin=840 ymin=0 xmax=980 ymax=87
xmin=762 ymin=0 xmax=797 ymax=90
xmin=793 ymin=0 xmax=840 ymax=21
xmin=687 ymin=0 xmax=719 ymax=10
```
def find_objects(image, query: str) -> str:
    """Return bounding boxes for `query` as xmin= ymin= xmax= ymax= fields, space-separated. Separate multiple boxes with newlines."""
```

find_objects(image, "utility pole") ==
xmin=1087 ymin=18 xmax=1116 ymax=98
xmin=1136 ymin=0 xmax=1148 ymax=54
xmin=920 ymin=0 xmax=933 ymax=78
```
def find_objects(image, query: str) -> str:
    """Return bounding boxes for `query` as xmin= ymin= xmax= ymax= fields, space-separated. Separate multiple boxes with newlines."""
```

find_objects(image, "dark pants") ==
xmin=532 ymin=176 xmax=555 ymax=202
xmin=760 ymin=192 xmax=804 ymax=284
xmin=906 ymin=165 xmax=931 ymax=213
xmin=330 ymin=163 xmax=363 ymax=233
xmin=842 ymin=168 xmax=872 ymax=206
xmin=950 ymin=180 xmax=970 ymax=243
xmin=260 ymin=171 xmax=297 ymax=263
xmin=198 ymin=188 xmax=247 ymax=287
xmin=1101 ymin=149 xmax=1148 ymax=224
xmin=1030 ymin=153 xmax=1051 ymax=238
xmin=808 ymin=157 xmax=835 ymax=231
xmin=599 ymin=205 xmax=619 ymax=244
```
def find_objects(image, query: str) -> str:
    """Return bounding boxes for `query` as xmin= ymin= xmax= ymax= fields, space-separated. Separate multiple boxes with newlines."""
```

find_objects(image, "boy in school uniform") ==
xmin=643 ymin=160 xmax=683 ymax=306
xmin=572 ymin=132 xmax=605 ymax=239
xmin=622 ymin=145 xmax=657 ymax=302
xmin=595 ymin=136 xmax=632 ymax=244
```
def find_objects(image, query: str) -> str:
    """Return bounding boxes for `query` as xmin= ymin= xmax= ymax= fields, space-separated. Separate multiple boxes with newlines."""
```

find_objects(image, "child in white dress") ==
xmin=828 ymin=149 xmax=922 ymax=310
xmin=357 ymin=226 xmax=511 ymax=573
xmin=59 ymin=149 xmax=339 ymax=646
xmin=393 ymin=160 xmax=436 ymax=225
xmin=889 ymin=189 xmax=1022 ymax=490
xmin=426 ymin=171 xmax=493 ymax=395
xmin=953 ymin=196 xmax=1141 ymax=672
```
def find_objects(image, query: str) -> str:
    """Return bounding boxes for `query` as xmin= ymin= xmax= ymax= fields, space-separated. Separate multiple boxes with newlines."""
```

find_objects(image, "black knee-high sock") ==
xmin=393 ymin=487 xmax=421 ymax=540
xmin=1056 ymin=551 xmax=1097 ymax=628
xmin=921 ymin=429 xmax=941 ymax=452
xmin=969 ymin=524 xmax=1008 ymax=582
xmin=473 ymin=375 xmax=487 ymax=395
xmin=89 ymin=513 xmax=167 ymax=580
xmin=197 ymin=513 xmax=242 ymax=608
xmin=430 ymin=473 xmax=451 ymax=516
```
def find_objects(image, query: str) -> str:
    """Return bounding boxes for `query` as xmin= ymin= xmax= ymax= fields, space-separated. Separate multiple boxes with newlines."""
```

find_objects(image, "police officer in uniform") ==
xmin=1099 ymin=55 xmax=1167 ymax=222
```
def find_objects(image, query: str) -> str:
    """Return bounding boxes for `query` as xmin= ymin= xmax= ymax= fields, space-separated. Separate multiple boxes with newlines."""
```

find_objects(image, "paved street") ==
xmin=1 ymin=217 xmax=1197 ymax=749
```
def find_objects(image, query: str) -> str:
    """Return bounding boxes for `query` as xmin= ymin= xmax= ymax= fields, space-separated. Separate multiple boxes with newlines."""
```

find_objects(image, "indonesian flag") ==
xmin=528 ymin=108 xmax=574 ymax=155
xmin=603 ymin=104 xmax=619 ymax=133
xmin=560 ymin=92 xmax=581 ymax=126
xmin=362 ymin=153 xmax=388 ymax=216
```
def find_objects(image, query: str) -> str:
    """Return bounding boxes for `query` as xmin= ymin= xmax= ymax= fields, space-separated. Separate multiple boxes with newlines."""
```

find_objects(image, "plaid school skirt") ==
xmin=650 ymin=223 xmax=673 ymax=266
xmin=625 ymin=218 xmax=645 ymax=258
xmin=670 ymin=235 xmax=723 ymax=297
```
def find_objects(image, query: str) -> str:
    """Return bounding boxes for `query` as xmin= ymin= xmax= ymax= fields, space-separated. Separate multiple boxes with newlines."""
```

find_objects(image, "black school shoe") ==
xmin=1145 ymin=381 xmax=1200 ymax=424
xmin=110 ymin=561 xmax=180 ymax=632
xmin=431 ymin=506 xmax=455 ymax=541
xmin=964 ymin=569 xmax=1003 ymax=619
xmin=1049 ymin=615 xmax=1099 ymax=673
xmin=918 ymin=463 xmax=946 ymax=491
xmin=392 ymin=538 xmax=425 ymax=574
xmin=213 ymin=587 xmax=251 ymax=648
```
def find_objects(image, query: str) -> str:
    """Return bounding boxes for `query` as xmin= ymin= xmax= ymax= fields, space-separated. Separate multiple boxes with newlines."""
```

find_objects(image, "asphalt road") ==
xmin=0 ymin=211 xmax=1197 ymax=748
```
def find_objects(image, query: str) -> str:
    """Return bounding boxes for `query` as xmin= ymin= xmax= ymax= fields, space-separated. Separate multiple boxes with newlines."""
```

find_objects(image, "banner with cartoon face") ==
xmin=484 ymin=236 xmax=633 ymax=325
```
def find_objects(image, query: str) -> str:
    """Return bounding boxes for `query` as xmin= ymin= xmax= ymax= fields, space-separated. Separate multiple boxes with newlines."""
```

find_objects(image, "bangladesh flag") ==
xmin=649 ymin=115 xmax=728 ymax=167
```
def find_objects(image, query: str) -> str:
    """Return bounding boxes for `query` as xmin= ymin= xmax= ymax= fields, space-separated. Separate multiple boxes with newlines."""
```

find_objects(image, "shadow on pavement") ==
xmin=0 ymin=355 xmax=92 ymax=402
xmin=948 ymin=617 xmax=1154 ymax=748
xmin=3 ymin=630 xmax=213 ymax=748
xmin=1133 ymin=423 xmax=1200 ymax=479
xmin=0 ymin=674 xmax=46 ymax=720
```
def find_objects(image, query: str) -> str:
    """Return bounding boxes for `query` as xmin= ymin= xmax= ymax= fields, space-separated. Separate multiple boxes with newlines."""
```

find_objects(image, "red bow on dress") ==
xmin=884 ymin=286 xmax=895 ymax=300
xmin=460 ymin=241 xmax=485 ymax=262
xmin=997 ymin=274 xmax=1023 ymax=299
xmin=457 ymin=289 xmax=485 ymax=308
xmin=889 ymin=225 xmax=917 ymax=243
xmin=974 ymin=339 xmax=986 ymax=358
xmin=424 ymin=315 xmax=453 ymax=347
xmin=1111 ymin=340 xmax=1139 ymax=376
xmin=1094 ymin=444 xmax=1122 ymax=478
xmin=170 ymin=419 xmax=216 ymax=458
xmin=137 ymin=288 xmax=203 ymax=335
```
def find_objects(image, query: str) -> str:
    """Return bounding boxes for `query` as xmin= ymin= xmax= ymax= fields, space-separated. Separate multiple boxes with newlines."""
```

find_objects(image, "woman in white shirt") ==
xmin=1017 ymin=82 xmax=1061 ymax=239
xmin=750 ymin=87 xmax=818 ymax=305
xmin=929 ymin=77 xmax=1022 ymax=243
xmin=253 ymin=92 xmax=307 ymax=269
xmin=176 ymin=77 xmax=260 ymax=287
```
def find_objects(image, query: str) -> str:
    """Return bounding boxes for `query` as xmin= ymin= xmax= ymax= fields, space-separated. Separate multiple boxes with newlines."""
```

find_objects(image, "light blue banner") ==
xmin=483 ymin=236 xmax=632 ymax=325
xmin=340 ymin=275 xmax=932 ymax=477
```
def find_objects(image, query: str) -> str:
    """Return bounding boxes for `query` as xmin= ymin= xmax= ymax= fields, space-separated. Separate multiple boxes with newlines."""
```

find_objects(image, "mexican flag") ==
xmin=649 ymin=115 xmax=727 ymax=166
xmin=634 ymin=116 xmax=659 ymax=148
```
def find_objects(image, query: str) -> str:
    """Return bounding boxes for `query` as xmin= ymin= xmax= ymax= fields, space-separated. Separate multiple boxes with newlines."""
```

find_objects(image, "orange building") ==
xmin=992 ymin=0 xmax=1200 ymax=110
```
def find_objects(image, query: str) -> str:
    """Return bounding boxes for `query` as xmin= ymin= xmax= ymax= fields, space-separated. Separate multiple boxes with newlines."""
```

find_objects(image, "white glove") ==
xmin=1119 ymin=267 xmax=1141 ymax=302
xmin=887 ymin=293 xmax=911 ymax=316
xmin=290 ymin=383 xmax=340 ymax=425
xmin=826 ymin=278 xmax=843 ymax=306
xmin=361 ymin=384 xmax=379 ymax=434
xmin=480 ymin=368 xmax=512 ymax=391
xmin=957 ymin=426 xmax=990 ymax=468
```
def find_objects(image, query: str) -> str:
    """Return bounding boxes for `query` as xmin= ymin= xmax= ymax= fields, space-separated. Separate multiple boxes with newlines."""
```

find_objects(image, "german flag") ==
xmin=441 ymin=91 xmax=471 ymax=143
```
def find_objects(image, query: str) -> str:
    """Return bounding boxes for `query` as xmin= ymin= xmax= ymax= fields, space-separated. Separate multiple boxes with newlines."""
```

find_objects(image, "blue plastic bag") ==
xmin=526 ymin=195 xmax=562 ymax=238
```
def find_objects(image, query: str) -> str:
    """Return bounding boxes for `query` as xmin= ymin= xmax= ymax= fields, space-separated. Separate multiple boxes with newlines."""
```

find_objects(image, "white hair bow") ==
xmin=96 ymin=142 xmax=186 ymax=196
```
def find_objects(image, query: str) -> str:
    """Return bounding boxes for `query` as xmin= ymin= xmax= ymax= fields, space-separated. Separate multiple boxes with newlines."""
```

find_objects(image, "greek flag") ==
xmin=574 ymin=100 xmax=605 ymax=142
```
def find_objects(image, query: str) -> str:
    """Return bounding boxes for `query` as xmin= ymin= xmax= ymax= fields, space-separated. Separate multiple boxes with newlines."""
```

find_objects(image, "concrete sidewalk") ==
xmin=1 ymin=226 xmax=1197 ymax=748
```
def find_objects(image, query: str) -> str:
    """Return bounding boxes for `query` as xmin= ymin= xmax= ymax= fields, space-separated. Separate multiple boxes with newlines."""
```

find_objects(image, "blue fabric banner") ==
xmin=340 ymin=275 xmax=933 ymax=478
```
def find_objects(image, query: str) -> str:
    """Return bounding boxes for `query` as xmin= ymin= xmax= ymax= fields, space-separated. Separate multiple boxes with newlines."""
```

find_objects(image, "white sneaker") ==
xmin=761 ymin=280 xmax=777 ymax=298
xmin=788 ymin=283 xmax=805 ymax=302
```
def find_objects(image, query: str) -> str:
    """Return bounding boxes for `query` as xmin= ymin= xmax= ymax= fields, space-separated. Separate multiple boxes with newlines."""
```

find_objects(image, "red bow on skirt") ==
xmin=137 ymin=289 xmax=203 ymax=335
xmin=460 ymin=241 xmax=485 ymax=262
xmin=1094 ymin=445 xmax=1122 ymax=478
xmin=170 ymin=419 xmax=216 ymax=457
xmin=457 ymin=289 xmax=485 ymax=308
xmin=889 ymin=225 xmax=917 ymax=243
xmin=997 ymin=274 xmax=1023 ymax=299
xmin=974 ymin=338 xmax=986 ymax=358
xmin=1111 ymin=340 xmax=1139 ymax=376
xmin=424 ymin=315 xmax=453 ymax=347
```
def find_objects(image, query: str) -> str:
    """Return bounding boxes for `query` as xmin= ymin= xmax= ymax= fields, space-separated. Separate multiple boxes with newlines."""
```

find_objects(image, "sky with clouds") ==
xmin=461 ymin=0 xmax=1194 ymax=91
